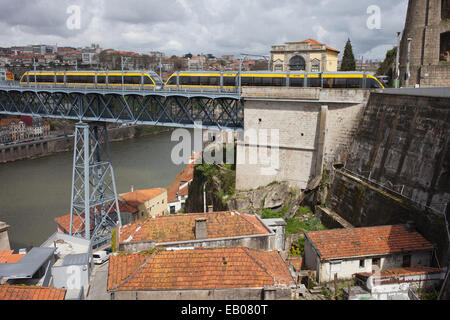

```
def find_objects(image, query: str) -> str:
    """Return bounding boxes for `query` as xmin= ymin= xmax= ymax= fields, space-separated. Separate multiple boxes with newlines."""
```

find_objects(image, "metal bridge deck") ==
xmin=0 ymin=84 xmax=244 ymax=131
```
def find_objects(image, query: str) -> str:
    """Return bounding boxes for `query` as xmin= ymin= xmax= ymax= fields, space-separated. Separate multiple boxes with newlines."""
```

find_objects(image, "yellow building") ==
xmin=120 ymin=188 xmax=168 ymax=221
xmin=271 ymin=38 xmax=340 ymax=72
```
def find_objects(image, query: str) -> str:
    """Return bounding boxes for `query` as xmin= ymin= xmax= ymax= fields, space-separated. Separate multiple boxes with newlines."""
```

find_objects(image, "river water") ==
xmin=0 ymin=130 xmax=194 ymax=250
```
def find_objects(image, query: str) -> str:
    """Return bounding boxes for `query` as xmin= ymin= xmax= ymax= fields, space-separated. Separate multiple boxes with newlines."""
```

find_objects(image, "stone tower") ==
xmin=399 ymin=0 xmax=450 ymax=87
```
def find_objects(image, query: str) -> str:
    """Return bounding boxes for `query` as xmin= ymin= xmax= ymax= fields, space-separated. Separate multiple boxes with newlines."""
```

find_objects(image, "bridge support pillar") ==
xmin=69 ymin=122 xmax=122 ymax=248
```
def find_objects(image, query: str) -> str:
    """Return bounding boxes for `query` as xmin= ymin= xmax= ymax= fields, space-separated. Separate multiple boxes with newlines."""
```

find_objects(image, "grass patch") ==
xmin=261 ymin=206 xmax=290 ymax=219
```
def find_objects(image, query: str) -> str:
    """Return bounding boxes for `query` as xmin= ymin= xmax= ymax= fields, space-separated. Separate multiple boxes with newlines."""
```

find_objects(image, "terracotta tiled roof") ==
xmin=300 ymin=38 xmax=340 ymax=53
xmin=0 ymin=250 xmax=25 ymax=263
xmin=356 ymin=267 xmax=444 ymax=280
xmin=120 ymin=188 xmax=165 ymax=207
xmin=119 ymin=211 xmax=270 ymax=244
xmin=0 ymin=250 xmax=25 ymax=264
xmin=0 ymin=118 xmax=20 ymax=127
xmin=306 ymin=225 xmax=434 ymax=260
xmin=55 ymin=201 xmax=137 ymax=234
xmin=108 ymin=247 xmax=294 ymax=291
xmin=0 ymin=285 xmax=66 ymax=300
xmin=166 ymin=163 xmax=195 ymax=203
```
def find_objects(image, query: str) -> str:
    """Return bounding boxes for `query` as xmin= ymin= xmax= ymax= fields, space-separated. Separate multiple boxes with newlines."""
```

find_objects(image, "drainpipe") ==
xmin=405 ymin=38 xmax=412 ymax=87
xmin=203 ymin=182 xmax=207 ymax=213
xmin=395 ymin=32 xmax=401 ymax=89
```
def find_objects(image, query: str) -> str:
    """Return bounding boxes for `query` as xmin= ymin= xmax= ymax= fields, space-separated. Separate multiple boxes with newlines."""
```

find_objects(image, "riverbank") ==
xmin=0 ymin=125 xmax=174 ymax=164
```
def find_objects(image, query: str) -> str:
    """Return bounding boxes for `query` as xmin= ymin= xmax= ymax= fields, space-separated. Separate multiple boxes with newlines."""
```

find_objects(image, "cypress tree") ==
xmin=340 ymin=39 xmax=356 ymax=71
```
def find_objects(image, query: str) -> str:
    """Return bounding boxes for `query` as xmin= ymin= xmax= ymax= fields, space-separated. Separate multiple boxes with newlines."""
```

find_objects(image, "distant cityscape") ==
xmin=0 ymin=43 xmax=382 ymax=81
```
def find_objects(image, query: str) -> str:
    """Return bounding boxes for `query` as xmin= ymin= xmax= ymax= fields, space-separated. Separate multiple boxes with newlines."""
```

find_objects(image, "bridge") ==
xmin=0 ymin=83 xmax=244 ymax=131
xmin=0 ymin=83 xmax=244 ymax=248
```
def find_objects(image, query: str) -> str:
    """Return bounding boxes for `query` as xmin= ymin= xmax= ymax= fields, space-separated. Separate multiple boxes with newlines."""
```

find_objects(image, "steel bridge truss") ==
xmin=0 ymin=89 xmax=244 ymax=130
xmin=70 ymin=122 xmax=122 ymax=248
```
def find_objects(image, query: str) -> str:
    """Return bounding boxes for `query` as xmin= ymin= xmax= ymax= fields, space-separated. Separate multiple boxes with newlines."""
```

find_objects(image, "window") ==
xmin=402 ymin=255 xmax=411 ymax=268
xmin=97 ymin=75 xmax=106 ymax=84
xmin=359 ymin=260 xmax=365 ymax=268
xmin=223 ymin=76 xmax=236 ymax=87
xmin=241 ymin=77 xmax=253 ymax=86
xmin=347 ymin=78 xmax=362 ymax=88
xmin=372 ymin=258 xmax=381 ymax=271
xmin=440 ymin=31 xmax=450 ymax=62
xmin=311 ymin=58 xmax=320 ymax=72
xmin=289 ymin=55 xmax=306 ymax=71
xmin=167 ymin=76 xmax=177 ymax=85
xmin=125 ymin=76 xmax=141 ymax=85
xmin=307 ymin=77 xmax=321 ymax=87
xmin=366 ymin=78 xmax=382 ymax=89
xmin=290 ymin=77 xmax=303 ymax=87
xmin=56 ymin=75 xmax=65 ymax=83
xmin=442 ymin=0 xmax=450 ymax=20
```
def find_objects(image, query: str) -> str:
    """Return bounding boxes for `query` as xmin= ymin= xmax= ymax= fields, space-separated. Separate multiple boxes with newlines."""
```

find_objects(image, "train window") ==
xmin=126 ymin=76 xmax=141 ymax=85
xmin=272 ymin=77 xmax=286 ymax=86
xmin=241 ymin=77 xmax=253 ymax=86
xmin=308 ymin=78 xmax=321 ymax=87
xmin=167 ymin=77 xmax=177 ymax=85
xmin=347 ymin=78 xmax=362 ymax=88
xmin=367 ymin=78 xmax=382 ymax=88
xmin=253 ymin=77 xmax=263 ymax=86
xmin=200 ymin=77 xmax=209 ymax=85
xmin=56 ymin=75 xmax=64 ymax=83
xmin=263 ymin=77 xmax=273 ymax=86
xmin=323 ymin=78 xmax=334 ymax=88
xmin=223 ymin=77 xmax=236 ymax=87
xmin=180 ymin=76 xmax=191 ymax=85
xmin=108 ymin=76 xmax=122 ymax=84
xmin=143 ymin=75 xmax=154 ymax=85
xmin=36 ymin=75 xmax=54 ymax=83
xmin=333 ymin=78 xmax=347 ymax=89
xmin=209 ymin=77 xmax=219 ymax=86
xmin=190 ymin=77 xmax=200 ymax=85
xmin=97 ymin=76 xmax=106 ymax=84
xmin=21 ymin=74 xmax=29 ymax=82
xmin=290 ymin=78 xmax=303 ymax=87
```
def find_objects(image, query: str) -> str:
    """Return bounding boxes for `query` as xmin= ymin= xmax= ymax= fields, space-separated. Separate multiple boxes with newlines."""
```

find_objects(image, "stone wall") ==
xmin=0 ymin=222 xmax=11 ymax=251
xmin=236 ymin=88 xmax=369 ymax=191
xmin=399 ymin=0 xmax=450 ymax=87
xmin=111 ymin=287 xmax=293 ymax=300
xmin=325 ymin=91 xmax=450 ymax=263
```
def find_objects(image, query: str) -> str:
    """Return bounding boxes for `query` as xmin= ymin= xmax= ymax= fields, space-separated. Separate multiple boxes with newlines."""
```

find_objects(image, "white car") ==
xmin=92 ymin=251 xmax=110 ymax=264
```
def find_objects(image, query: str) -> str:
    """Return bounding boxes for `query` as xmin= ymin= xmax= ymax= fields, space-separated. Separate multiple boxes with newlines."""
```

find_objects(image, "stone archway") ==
xmin=289 ymin=55 xmax=306 ymax=71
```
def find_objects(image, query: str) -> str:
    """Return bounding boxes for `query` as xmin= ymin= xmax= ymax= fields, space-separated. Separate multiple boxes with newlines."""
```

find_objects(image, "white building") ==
xmin=304 ymin=224 xmax=436 ymax=284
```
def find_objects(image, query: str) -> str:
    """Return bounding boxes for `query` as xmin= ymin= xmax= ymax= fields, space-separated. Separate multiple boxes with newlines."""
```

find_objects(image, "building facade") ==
xmin=399 ymin=0 xmax=450 ymax=87
xmin=304 ymin=225 xmax=436 ymax=284
xmin=271 ymin=39 xmax=340 ymax=73
xmin=120 ymin=188 xmax=168 ymax=220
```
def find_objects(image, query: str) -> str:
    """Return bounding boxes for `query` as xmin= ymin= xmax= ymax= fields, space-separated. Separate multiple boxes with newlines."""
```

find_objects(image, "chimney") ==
xmin=195 ymin=218 xmax=207 ymax=240
xmin=208 ymin=205 xmax=214 ymax=213
xmin=130 ymin=185 xmax=134 ymax=193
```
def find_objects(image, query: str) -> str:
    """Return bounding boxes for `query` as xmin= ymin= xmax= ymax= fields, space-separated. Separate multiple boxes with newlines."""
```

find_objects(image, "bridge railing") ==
xmin=0 ymin=81 xmax=240 ymax=96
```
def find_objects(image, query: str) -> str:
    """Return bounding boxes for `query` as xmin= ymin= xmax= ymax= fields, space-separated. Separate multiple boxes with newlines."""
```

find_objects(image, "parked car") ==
xmin=92 ymin=250 xmax=110 ymax=264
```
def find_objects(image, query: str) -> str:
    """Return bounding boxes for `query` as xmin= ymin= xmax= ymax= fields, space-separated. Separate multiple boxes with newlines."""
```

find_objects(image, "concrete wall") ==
xmin=328 ymin=92 xmax=449 ymax=262
xmin=0 ymin=222 xmax=10 ymax=251
xmin=236 ymin=88 xmax=369 ymax=191
xmin=111 ymin=287 xmax=293 ymax=300
xmin=120 ymin=234 xmax=274 ymax=253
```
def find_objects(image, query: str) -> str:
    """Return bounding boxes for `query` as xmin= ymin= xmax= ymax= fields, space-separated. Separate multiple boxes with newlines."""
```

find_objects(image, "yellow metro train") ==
xmin=19 ymin=71 xmax=164 ymax=88
xmin=165 ymin=71 xmax=384 ymax=89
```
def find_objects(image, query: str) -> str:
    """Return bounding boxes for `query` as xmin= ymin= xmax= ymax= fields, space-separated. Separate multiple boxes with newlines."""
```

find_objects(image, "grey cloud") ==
xmin=0 ymin=0 xmax=408 ymax=59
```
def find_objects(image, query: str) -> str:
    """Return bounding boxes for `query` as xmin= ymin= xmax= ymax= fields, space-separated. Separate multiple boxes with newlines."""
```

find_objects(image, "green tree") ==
xmin=340 ymin=39 xmax=356 ymax=71
xmin=377 ymin=47 xmax=397 ymax=87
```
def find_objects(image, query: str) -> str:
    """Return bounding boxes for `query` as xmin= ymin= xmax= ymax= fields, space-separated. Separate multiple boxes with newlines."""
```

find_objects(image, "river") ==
xmin=0 ymin=130 xmax=194 ymax=250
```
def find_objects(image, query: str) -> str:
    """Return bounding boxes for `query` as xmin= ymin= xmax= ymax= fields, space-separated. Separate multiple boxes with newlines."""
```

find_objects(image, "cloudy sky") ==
xmin=0 ymin=0 xmax=408 ymax=60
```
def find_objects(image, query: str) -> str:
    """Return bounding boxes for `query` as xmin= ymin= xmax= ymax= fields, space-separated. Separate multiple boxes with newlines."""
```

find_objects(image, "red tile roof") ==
xmin=301 ymin=38 xmax=340 ymax=53
xmin=166 ymin=163 xmax=195 ymax=203
xmin=356 ymin=267 xmax=444 ymax=280
xmin=0 ymin=285 xmax=66 ymax=300
xmin=55 ymin=201 xmax=137 ymax=234
xmin=108 ymin=247 xmax=294 ymax=291
xmin=119 ymin=211 xmax=271 ymax=244
xmin=306 ymin=225 xmax=434 ymax=260
xmin=120 ymin=188 xmax=165 ymax=207
xmin=0 ymin=250 xmax=25 ymax=264
xmin=0 ymin=118 xmax=21 ymax=127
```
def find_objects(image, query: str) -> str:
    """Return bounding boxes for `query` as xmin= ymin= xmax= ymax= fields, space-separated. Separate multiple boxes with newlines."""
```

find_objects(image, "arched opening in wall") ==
xmin=311 ymin=58 xmax=321 ymax=72
xmin=440 ymin=31 xmax=450 ymax=62
xmin=442 ymin=0 xmax=450 ymax=20
xmin=274 ymin=60 xmax=283 ymax=71
xmin=289 ymin=56 xmax=306 ymax=71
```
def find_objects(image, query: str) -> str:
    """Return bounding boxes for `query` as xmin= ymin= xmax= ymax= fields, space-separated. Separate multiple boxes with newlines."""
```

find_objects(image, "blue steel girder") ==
xmin=0 ymin=88 xmax=244 ymax=131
